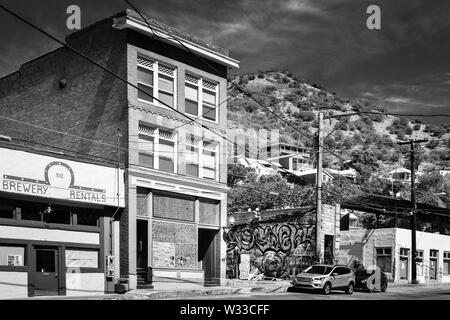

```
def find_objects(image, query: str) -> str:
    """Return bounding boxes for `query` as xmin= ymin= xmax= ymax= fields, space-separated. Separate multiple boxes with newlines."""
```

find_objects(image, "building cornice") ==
xmin=113 ymin=15 xmax=240 ymax=69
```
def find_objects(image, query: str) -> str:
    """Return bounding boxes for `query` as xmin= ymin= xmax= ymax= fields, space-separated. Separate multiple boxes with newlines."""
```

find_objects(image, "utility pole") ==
xmin=316 ymin=112 xmax=324 ymax=263
xmin=398 ymin=139 xmax=427 ymax=284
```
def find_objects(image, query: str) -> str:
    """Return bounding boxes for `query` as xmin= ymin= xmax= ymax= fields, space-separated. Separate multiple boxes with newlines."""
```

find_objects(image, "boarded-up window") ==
xmin=153 ymin=192 xmax=195 ymax=222
xmin=199 ymin=198 xmax=220 ymax=226
xmin=65 ymin=250 xmax=98 ymax=268
xmin=152 ymin=220 xmax=197 ymax=269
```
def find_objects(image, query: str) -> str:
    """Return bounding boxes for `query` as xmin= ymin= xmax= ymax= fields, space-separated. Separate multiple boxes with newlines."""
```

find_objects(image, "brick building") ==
xmin=0 ymin=9 xmax=239 ymax=292
xmin=0 ymin=144 xmax=124 ymax=298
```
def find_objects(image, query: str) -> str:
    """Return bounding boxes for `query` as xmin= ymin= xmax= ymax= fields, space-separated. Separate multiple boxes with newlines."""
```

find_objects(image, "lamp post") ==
xmin=0 ymin=135 xmax=12 ymax=142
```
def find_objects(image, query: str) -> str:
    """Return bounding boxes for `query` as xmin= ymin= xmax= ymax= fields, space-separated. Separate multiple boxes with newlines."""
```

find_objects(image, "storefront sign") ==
xmin=0 ymin=147 xmax=125 ymax=207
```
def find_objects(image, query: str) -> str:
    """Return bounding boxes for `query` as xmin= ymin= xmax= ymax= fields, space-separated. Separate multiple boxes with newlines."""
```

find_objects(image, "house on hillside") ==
xmin=338 ymin=194 xmax=450 ymax=284
xmin=387 ymin=167 xmax=411 ymax=183
xmin=231 ymin=155 xmax=282 ymax=178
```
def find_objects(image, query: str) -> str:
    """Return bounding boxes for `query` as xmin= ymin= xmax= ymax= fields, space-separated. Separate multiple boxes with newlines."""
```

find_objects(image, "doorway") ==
xmin=324 ymin=235 xmax=334 ymax=264
xmin=33 ymin=247 xmax=60 ymax=296
xmin=136 ymin=220 xmax=149 ymax=285
xmin=430 ymin=250 xmax=438 ymax=280
xmin=198 ymin=229 xmax=219 ymax=286
xmin=399 ymin=248 xmax=409 ymax=280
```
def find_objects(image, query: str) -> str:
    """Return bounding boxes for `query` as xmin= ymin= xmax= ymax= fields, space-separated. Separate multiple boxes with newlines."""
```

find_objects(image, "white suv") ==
xmin=292 ymin=264 xmax=355 ymax=295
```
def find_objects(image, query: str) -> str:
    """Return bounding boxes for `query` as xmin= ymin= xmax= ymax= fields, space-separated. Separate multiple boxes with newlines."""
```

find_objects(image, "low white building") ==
xmin=338 ymin=228 xmax=450 ymax=284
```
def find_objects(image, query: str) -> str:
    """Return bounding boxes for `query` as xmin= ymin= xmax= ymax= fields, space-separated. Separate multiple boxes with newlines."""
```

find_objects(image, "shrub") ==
xmin=413 ymin=124 xmax=421 ymax=131
xmin=298 ymin=111 xmax=316 ymax=122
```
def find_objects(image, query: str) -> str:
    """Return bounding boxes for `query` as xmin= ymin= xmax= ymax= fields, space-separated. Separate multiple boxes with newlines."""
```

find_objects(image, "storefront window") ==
xmin=0 ymin=205 xmax=14 ymax=219
xmin=46 ymin=209 xmax=71 ymax=225
xmin=21 ymin=207 xmax=42 ymax=222
xmin=76 ymin=211 xmax=98 ymax=226
xmin=65 ymin=249 xmax=98 ymax=268
xmin=0 ymin=245 xmax=25 ymax=266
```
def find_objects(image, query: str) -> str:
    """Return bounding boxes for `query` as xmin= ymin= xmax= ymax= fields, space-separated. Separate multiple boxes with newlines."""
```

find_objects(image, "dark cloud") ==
xmin=0 ymin=0 xmax=449 ymax=123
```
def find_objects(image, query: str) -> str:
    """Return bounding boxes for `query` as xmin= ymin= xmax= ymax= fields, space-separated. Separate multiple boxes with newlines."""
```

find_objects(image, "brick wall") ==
xmin=0 ymin=16 xmax=129 ymax=167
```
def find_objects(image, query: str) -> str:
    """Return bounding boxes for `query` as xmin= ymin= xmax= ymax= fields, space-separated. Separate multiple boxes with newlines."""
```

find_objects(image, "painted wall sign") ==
xmin=0 ymin=147 xmax=125 ymax=207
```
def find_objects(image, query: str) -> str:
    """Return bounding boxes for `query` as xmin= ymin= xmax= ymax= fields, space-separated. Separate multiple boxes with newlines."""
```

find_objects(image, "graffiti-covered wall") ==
xmin=225 ymin=205 xmax=340 ymax=280
xmin=224 ymin=207 xmax=317 ymax=279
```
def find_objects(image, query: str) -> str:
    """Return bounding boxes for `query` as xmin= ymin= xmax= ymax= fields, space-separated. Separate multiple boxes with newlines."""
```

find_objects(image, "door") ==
xmin=198 ymin=229 xmax=219 ymax=286
xmin=33 ymin=247 xmax=59 ymax=296
xmin=332 ymin=267 xmax=346 ymax=288
xmin=400 ymin=257 xmax=409 ymax=280
xmin=136 ymin=220 xmax=148 ymax=284
xmin=430 ymin=259 xmax=437 ymax=280
xmin=324 ymin=235 xmax=334 ymax=264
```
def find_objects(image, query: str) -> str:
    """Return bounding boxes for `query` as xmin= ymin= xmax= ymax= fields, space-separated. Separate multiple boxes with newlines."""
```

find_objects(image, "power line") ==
xmin=0 ymin=5 xmax=273 ymax=168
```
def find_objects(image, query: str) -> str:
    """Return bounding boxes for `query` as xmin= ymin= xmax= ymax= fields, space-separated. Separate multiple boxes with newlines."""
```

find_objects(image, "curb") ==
xmin=124 ymin=285 xmax=290 ymax=300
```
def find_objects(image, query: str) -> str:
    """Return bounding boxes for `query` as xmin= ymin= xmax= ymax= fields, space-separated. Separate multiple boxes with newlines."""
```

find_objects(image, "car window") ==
xmin=304 ymin=265 xmax=333 ymax=275
xmin=334 ymin=267 xmax=350 ymax=275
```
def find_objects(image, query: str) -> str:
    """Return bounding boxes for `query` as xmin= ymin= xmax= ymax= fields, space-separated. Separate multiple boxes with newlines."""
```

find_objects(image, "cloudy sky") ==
xmin=0 ymin=0 xmax=449 ymax=123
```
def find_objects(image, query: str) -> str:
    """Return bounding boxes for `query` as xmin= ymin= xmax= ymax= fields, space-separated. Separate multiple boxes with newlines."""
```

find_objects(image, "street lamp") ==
xmin=0 ymin=135 xmax=12 ymax=142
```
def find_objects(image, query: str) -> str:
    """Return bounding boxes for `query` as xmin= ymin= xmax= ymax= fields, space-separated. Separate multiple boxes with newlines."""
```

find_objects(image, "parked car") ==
xmin=291 ymin=264 xmax=355 ymax=295
xmin=355 ymin=268 xmax=388 ymax=292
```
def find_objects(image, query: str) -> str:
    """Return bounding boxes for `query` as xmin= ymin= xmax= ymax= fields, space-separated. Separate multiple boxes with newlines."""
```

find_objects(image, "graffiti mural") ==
xmin=225 ymin=217 xmax=317 ymax=279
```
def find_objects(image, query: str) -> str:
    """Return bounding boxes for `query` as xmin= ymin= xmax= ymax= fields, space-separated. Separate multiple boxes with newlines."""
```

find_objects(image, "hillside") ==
xmin=227 ymin=71 xmax=450 ymax=172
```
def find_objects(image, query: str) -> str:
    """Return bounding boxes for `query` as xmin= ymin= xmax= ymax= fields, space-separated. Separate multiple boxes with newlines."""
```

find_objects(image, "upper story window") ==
xmin=185 ymin=74 xmax=218 ymax=122
xmin=138 ymin=124 xmax=177 ymax=173
xmin=185 ymin=134 xmax=219 ymax=180
xmin=137 ymin=56 xmax=176 ymax=109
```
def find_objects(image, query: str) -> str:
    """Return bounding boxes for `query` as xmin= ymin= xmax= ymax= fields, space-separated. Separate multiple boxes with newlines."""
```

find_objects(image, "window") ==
xmin=185 ymin=74 xmax=218 ymax=121
xmin=0 ymin=205 xmax=14 ymax=219
xmin=46 ymin=208 xmax=71 ymax=225
xmin=185 ymin=134 xmax=200 ymax=177
xmin=21 ymin=206 xmax=42 ymax=222
xmin=334 ymin=267 xmax=350 ymax=275
xmin=153 ymin=192 xmax=195 ymax=222
xmin=137 ymin=56 xmax=176 ymax=108
xmin=0 ymin=245 xmax=25 ymax=266
xmin=430 ymin=249 xmax=439 ymax=258
xmin=400 ymin=248 xmax=409 ymax=257
xmin=76 ymin=211 xmax=98 ymax=226
xmin=202 ymin=140 xmax=218 ymax=180
xmin=65 ymin=249 xmax=99 ymax=268
xmin=138 ymin=124 xmax=176 ymax=173
xmin=376 ymin=248 xmax=392 ymax=256
xmin=444 ymin=252 xmax=450 ymax=275
xmin=416 ymin=250 xmax=424 ymax=276
xmin=184 ymin=135 xmax=218 ymax=180
xmin=376 ymin=247 xmax=392 ymax=273
xmin=304 ymin=265 xmax=333 ymax=275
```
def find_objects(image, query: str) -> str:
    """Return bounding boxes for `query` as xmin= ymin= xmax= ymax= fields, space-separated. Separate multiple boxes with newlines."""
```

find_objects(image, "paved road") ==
xmin=181 ymin=286 xmax=450 ymax=300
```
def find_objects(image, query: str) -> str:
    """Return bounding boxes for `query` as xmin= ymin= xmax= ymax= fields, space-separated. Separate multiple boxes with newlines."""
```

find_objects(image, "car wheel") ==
xmin=381 ymin=282 xmax=388 ymax=292
xmin=322 ymin=282 xmax=331 ymax=295
xmin=345 ymin=282 xmax=354 ymax=295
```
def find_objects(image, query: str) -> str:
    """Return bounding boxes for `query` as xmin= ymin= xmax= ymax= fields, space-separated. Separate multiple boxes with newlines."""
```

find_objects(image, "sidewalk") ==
xmin=24 ymin=279 xmax=450 ymax=300
xmin=122 ymin=280 xmax=292 ymax=300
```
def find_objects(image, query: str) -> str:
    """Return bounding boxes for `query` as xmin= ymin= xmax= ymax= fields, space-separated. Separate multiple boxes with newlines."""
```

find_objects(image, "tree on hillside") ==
xmin=228 ymin=175 xmax=315 ymax=213
xmin=416 ymin=172 xmax=450 ymax=208
xmin=227 ymin=164 xmax=255 ymax=187
xmin=344 ymin=150 xmax=379 ymax=182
